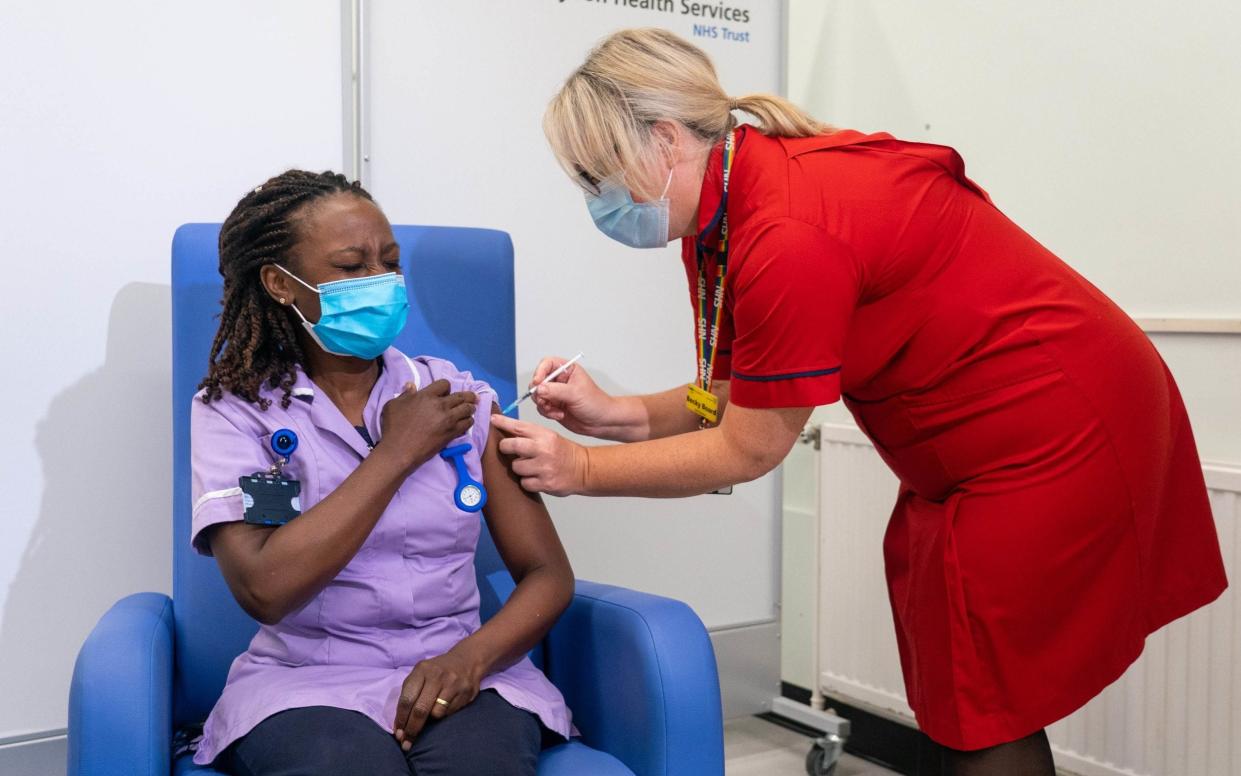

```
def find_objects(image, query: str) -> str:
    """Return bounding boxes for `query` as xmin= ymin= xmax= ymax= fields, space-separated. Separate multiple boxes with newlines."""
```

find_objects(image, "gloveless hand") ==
xmin=489 ymin=414 xmax=589 ymax=496
xmin=379 ymin=379 xmax=477 ymax=473
xmin=391 ymin=649 xmax=481 ymax=749
xmin=529 ymin=356 xmax=618 ymax=437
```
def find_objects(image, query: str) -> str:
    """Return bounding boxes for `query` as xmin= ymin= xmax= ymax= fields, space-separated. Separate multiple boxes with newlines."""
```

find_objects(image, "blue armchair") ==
xmin=68 ymin=224 xmax=724 ymax=776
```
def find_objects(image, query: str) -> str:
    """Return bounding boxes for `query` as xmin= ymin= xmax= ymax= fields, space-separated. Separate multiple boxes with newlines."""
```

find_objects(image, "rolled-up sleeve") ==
xmin=461 ymin=371 xmax=499 ymax=452
xmin=190 ymin=395 xmax=270 ymax=556
xmin=412 ymin=356 xmax=500 ymax=458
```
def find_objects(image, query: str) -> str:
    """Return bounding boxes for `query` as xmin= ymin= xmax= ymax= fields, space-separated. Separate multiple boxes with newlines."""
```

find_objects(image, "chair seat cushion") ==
xmin=174 ymin=754 xmax=225 ymax=775
xmin=174 ymin=740 xmax=632 ymax=776
xmin=538 ymin=740 xmax=634 ymax=775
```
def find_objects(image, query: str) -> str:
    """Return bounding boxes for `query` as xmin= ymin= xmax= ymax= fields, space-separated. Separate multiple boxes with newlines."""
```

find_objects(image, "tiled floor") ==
xmin=725 ymin=716 xmax=901 ymax=776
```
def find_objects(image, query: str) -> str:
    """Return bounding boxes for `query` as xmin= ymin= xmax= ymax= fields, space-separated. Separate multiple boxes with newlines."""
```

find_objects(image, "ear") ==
xmin=649 ymin=120 xmax=685 ymax=159
xmin=259 ymin=264 xmax=297 ymax=308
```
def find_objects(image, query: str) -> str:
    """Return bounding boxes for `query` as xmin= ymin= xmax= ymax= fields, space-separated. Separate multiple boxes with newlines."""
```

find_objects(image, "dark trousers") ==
xmin=221 ymin=690 xmax=543 ymax=776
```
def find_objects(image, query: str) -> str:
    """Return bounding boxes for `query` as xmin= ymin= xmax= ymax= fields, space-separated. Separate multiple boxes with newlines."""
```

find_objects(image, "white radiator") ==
xmin=815 ymin=422 xmax=1241 ymax=776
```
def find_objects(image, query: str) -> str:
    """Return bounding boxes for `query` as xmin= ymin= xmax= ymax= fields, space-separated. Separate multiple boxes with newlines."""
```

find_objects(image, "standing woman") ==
xmin=492 ymin=28 xmax=1228 ymax=775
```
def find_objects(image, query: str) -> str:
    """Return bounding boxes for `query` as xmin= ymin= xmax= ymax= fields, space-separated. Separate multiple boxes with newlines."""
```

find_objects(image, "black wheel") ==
xmin=805 ymin=742 xmax=838 ymax=776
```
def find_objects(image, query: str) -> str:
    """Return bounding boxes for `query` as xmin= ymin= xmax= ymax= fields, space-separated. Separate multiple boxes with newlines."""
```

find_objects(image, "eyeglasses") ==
xmin=575 ymin=167 xmax=602 ymax=196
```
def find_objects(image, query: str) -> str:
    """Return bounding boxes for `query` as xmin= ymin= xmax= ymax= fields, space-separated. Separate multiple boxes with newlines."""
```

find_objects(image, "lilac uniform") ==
xmin=188 ymin=348 xmax=572 ymax=766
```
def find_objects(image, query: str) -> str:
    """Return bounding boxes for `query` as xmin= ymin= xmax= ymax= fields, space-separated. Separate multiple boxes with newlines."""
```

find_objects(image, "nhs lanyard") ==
xmin=695 ymin=130 xmax=737 ymax=393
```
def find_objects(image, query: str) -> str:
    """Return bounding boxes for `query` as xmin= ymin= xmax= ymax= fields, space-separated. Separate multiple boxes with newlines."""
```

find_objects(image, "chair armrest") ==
xmin=544 ymin=580 xmax=724 ymax=776
xmin=69 ymin=592 xmax=175 ymax=776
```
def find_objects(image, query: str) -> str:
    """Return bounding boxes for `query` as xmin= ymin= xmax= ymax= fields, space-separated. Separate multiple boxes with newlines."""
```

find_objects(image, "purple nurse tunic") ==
xmin=188 ymin=348 xmax=572 ymax=766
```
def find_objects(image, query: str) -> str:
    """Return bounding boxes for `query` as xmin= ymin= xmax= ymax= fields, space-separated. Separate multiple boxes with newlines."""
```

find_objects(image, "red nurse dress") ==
xmin=681 ymin=125 xmax=1228 ymax=750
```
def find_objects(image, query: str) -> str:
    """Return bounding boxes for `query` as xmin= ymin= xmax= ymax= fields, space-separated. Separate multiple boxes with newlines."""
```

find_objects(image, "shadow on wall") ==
xmin=0 ymin=282 xmax=173 ymax=734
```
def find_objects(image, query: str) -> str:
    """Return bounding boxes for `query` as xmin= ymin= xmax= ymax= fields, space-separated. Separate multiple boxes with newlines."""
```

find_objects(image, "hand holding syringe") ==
xmin=502 ymin=353 xmax=584 ymax=415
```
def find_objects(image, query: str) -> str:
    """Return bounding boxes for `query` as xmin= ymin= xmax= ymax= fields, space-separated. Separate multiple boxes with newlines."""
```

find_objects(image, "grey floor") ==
xmin=725 ymin=716 xmax=901 ymax=775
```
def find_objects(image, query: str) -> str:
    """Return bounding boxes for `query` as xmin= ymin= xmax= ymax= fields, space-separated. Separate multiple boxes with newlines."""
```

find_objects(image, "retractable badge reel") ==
xmin=239 ymin=428 xmax=303 ymax=526
xmin=439 ymin=443 xmax=487 ymax=512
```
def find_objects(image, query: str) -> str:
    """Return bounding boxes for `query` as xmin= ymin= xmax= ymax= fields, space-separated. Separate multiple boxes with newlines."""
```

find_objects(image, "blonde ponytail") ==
xmin=731 ymin=93 xmax=827 ymax=138
xmin=544 ymin=28 xmax=829 ymax=199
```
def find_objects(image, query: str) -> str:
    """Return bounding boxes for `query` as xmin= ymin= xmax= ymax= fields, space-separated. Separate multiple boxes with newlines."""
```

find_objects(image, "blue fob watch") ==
xmin=439 ymin=443 xmax=487 ymax=512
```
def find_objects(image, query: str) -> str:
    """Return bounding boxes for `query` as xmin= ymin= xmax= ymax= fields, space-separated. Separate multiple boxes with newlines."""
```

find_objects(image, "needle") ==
xmin=502 ymin=353 xmax=583 ymax=415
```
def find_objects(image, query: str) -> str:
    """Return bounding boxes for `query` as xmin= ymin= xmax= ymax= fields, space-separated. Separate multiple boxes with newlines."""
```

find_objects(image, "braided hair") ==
xmin=199 ymin=170 xmax=374 ymax=410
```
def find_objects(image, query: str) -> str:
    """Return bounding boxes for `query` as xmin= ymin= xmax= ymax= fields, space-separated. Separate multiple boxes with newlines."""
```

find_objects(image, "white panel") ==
xmin=786 ymin=0 xmax=1241 ymax=319
xmin=784 ymin=1 xmax=1241 ymax=465
xmin=816 ymin=423 xmax=1241 ymax=776
xmin=712 ymin=621 xmax=782 ymax=719
xmin=0 ymin=0 xmax=343 ymax=738
xmin=780 ymin=505 xmax=816 ymax=690
xmin=365 ymin=0 xmax=786 ymax=628
xmin=1147 ymin=334 xmax=1241 ymax=464
xmin=816 ymin=425 xmax=909 ymax=719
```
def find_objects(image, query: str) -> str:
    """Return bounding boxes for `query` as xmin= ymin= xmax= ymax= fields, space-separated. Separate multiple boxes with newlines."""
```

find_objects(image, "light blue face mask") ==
xmin=585 ymin=168 xmax=674 ymax=249
xmin=278 ymin=265 xmax=410 ymax=360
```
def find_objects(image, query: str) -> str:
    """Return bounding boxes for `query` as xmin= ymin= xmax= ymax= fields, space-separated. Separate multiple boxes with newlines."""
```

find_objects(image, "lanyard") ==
xmin=694 ymin=130 xmax=736 ymax=392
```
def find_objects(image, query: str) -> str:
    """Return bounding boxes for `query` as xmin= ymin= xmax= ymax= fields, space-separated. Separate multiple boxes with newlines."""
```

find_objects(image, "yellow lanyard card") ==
xmin=686 ymin=384 xmax=719 ymax=424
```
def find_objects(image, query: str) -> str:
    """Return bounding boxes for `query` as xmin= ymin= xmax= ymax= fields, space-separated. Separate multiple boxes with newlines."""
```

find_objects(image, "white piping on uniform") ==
xmin=193 ymin=487 xmax=243 ymax=515
xmin=402 ymin=353 xmax=421 ymax=391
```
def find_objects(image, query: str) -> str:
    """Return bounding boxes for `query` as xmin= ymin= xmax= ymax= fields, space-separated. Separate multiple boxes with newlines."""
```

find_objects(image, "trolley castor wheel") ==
xmin=805 ymin=732 xmax=845 ymax=776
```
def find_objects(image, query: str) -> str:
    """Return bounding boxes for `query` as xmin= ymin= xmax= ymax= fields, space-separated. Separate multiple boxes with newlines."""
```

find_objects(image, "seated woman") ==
xmin=188 ymin=170 xmax=574 ymax=776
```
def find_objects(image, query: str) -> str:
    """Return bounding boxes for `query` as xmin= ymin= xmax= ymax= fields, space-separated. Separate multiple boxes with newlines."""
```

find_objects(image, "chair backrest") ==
xmin=171 ymin=223 xmax=520 ymax=727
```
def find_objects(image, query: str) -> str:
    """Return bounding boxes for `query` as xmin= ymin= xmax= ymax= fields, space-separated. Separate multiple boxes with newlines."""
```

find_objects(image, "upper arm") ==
xmin=480 ymin=404 xmax=573 ymax=583
xmin=190 ymin=397 xmax=273 ymax=555
xmin=205 ymin=522 xmax=280 ymax=620
xmin=713 ymin=380 xmax=731 ymax=416
xmin=724 ymin=218 xmax=860 ymax=409
xmin=719 ymin=403 xmax=813 ymax=480
xmin=190 ymin=397 xmax=282 ymax=618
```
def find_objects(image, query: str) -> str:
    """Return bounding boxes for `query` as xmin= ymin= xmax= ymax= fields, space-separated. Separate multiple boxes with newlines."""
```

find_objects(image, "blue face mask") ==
xmin=585 ymin=168 xmax=674 ymax=249
xmin=278 ymin=265 xmax=410 ymax=360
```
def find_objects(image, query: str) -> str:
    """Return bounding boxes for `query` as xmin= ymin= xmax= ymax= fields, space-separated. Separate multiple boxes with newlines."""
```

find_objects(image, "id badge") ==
xmin=685 ymin=384 xmax=719 ymax=424
xmin=239 ymin=473 xmax=302 ymax=526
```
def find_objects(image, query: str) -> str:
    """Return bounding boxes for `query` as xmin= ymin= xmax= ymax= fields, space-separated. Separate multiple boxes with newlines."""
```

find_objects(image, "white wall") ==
xmin=784 ymin=0 xmax=1241 ymax=458
xmin=0 ymin=0 xmax=344 ymax=741
xmin=364 ymin=0 xmax=787 ymax=630
xmin=0 ymin=0 xmax=791 ymax=745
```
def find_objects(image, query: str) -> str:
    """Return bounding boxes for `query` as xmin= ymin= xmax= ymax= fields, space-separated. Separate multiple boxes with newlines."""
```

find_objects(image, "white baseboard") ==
xmin=0 ymin=730 xmax=66 ymax=776
xmin=710 ymin=619 xmax=781 ymax=720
